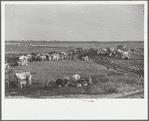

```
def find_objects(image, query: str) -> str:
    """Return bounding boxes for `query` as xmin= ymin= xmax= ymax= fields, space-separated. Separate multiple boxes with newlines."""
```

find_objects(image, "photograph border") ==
xmin=1 ymin=1 xmax=148 ymax=120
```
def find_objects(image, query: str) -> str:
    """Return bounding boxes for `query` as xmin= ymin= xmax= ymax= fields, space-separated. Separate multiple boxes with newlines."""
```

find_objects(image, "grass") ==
xmin=5 ymin=59 xmax=143 ymax=98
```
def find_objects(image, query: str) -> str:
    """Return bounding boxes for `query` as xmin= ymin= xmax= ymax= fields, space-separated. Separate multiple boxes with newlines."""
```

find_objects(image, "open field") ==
xmin=5 ymin=60 xmax=143 ymax=98
xmin=5 ymin=41 xmax=144 ymax=98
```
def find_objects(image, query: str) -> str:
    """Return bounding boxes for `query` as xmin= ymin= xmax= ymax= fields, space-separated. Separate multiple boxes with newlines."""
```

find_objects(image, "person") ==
xmin=26 ymin=72 xmax=32 ymax=86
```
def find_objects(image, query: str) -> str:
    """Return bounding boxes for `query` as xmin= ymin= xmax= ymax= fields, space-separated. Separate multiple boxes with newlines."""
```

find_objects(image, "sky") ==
xmin=5 ymin=4 xmax=144 ymax=41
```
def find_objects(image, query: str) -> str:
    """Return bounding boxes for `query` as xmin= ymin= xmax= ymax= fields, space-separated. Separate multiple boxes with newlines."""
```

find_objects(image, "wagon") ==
xmin=14 ymin=72 xmax=32 ymax=89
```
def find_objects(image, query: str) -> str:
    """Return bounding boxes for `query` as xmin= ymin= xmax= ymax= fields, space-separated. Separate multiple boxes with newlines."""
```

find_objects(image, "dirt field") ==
xmin=5 ymin=41 xmax=144 ymax=98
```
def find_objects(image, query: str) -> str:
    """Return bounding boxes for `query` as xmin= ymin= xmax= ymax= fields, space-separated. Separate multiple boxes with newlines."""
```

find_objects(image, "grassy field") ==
xmin=5 ymin=41 xmax=144 ymax=98
xmin=5 ymin=59 xmax=143 ymax=98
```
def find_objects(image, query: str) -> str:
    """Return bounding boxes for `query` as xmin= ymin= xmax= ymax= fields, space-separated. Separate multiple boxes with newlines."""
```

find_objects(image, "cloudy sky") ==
xmin=5 ymin=4 xmax=144 ymax=41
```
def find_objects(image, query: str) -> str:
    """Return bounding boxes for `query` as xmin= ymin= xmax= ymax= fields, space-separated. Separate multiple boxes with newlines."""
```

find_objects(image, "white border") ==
xmin=1 ymin=1 xmax=147 ymax=4
xmin=2 ymin=1 xmax=148 ymax=120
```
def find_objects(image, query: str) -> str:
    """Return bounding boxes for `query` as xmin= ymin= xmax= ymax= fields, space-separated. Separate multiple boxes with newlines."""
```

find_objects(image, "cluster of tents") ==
xmin=97 ymin=45 xmax=133 ymax=59
xmin=11 ymin=49 xmax=91 ymax=66
xmin=13 ymin=51 xmax=69 ymax=66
